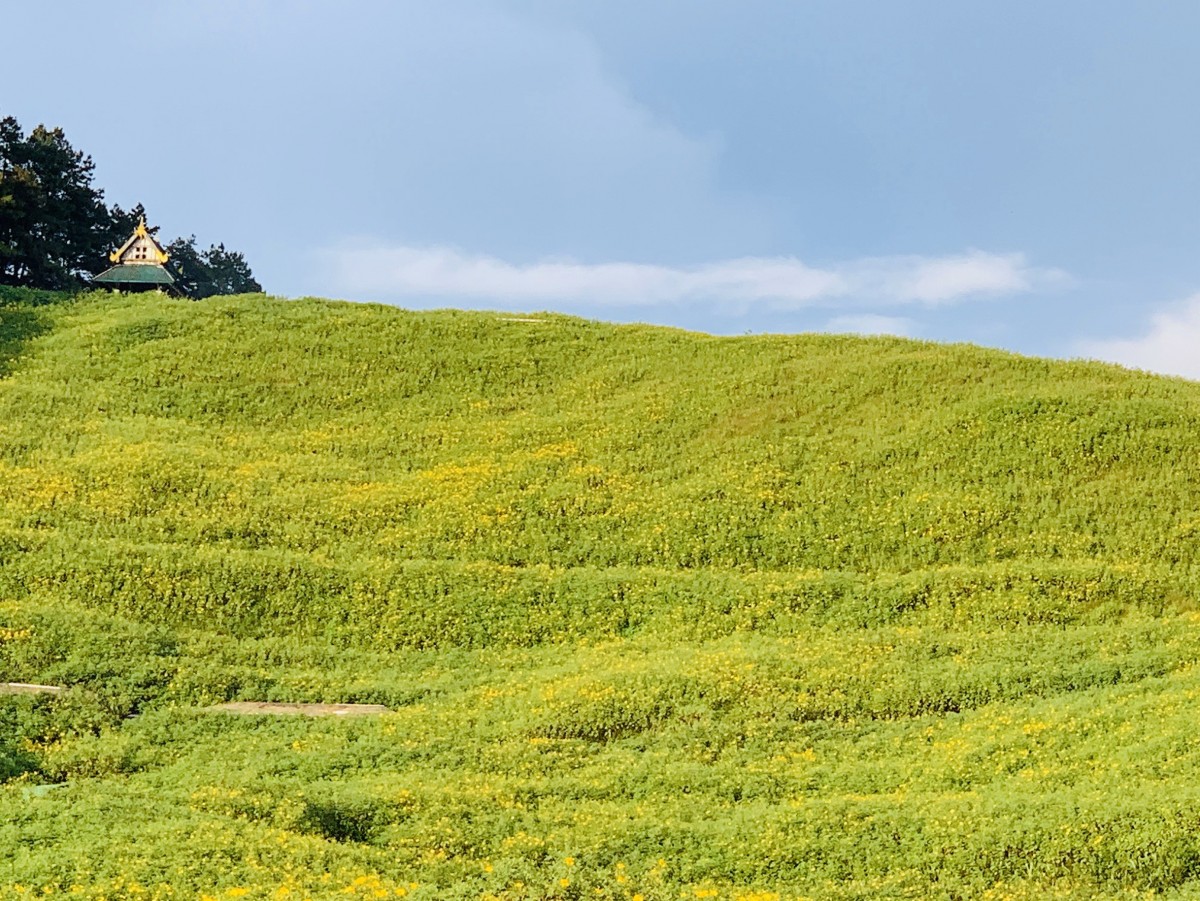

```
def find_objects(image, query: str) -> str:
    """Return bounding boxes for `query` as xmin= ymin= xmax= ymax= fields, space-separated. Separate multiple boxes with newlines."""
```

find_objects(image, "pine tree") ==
xmin=166 ymin=235 xmax=262 ymax=298
xmin=0 ymin=116 xmax=113 ymax=288
xmin=1 ymin=114 xmax=263 ymax=295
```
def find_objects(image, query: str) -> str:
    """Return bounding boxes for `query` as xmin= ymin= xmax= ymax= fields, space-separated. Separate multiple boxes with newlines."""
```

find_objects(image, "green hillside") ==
xmin=3 ymin=289 xmax=1200 ymax=900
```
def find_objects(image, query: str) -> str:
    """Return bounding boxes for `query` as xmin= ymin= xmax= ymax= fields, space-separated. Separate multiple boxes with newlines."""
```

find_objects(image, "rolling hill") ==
xmin=3 ymin=288 xmax=1200 ymax=900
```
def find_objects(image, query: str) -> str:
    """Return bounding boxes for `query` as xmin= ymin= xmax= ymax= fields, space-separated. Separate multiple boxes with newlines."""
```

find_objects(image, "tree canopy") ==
xmin=0 ymin=116 xmax=116 ymax=288
xmin=166 ymin=236 xmax=262 ymax=298
xmin=0 ymin=114 xmax=260 ymax=296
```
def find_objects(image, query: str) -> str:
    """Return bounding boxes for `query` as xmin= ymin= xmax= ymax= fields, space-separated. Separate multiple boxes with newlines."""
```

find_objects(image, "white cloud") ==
xmin=851 ymin=251 xmax=1049 ymax=304
xmin=324 ymin=245 xmax=838 ymax=307
xmin=825 ymin=314 xmax=916 ymax=337
xmin=1078 ymin=294 xmax=1200 ymax=380
xmin=320 ymin=243 xmax=1059 ymax=311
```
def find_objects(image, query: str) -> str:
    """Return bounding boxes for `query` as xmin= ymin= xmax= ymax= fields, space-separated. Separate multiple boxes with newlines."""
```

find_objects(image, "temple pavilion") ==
xmin=93 ymin=218 xmax=178 ymax=292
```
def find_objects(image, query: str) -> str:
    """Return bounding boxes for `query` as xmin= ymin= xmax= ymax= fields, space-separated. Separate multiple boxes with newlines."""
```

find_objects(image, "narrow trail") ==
xmin=2 ymin=684 xmax=390 ymax=716
xmin=0 ymin=683 xmax=63 ymax=696
xmin=207 ymin=701 xmax=390 ymax=717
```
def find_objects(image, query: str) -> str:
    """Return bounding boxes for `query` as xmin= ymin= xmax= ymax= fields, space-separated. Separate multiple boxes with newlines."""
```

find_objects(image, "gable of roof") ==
xmin=110 ymin=218 xmax=169 ymax=265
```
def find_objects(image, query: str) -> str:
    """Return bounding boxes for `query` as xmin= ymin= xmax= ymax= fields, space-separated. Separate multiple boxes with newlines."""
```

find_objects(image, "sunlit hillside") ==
xmin=3 ymin=289 xmax=1200 ymax=900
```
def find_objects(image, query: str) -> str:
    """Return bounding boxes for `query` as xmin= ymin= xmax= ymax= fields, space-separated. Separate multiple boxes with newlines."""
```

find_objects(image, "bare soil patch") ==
xmin=208 ymin=701 xmax=390 ymax=717
xmin=0 ymin=682 xmax=64 ymax=696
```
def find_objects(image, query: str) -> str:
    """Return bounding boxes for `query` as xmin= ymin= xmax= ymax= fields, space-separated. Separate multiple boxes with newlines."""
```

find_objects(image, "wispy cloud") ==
xmin=321 ymin=243 xmax=1064 ymax=311
xmin=1078 ymin=294 xmax=1200 ymax=380
xmin=853 ymin=253 xmax=1043 ymax=304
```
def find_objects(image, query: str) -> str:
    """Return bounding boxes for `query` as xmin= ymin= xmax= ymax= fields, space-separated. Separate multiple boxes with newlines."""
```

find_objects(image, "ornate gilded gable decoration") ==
xmin=110 ymin=218 xmax=170 ymax=265
xmin=93 ymin=217 xmax=177 ymax=292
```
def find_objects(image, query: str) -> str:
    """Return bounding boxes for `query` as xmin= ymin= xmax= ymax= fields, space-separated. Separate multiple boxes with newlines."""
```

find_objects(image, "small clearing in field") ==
xmin=207 ymin=702 xmax=390 ymax=717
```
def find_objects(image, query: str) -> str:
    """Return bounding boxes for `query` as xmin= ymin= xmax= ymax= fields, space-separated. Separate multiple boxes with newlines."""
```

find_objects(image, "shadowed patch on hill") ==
xmin=0 ymin=301 xmax=52 ymax=378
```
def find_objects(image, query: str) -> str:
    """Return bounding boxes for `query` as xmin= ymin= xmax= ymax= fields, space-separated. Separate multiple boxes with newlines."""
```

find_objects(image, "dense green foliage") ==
xmin=165 ymin=236 xmax=262 ymax=298
xmin=0 ymin=117 xmax=128 ymax=288
xmin=3 ymin=289 xmax=1200 ymax=899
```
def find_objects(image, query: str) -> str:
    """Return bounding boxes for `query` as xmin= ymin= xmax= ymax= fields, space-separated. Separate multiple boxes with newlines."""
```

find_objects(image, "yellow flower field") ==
xmin=3 ymin=289 xmax=1200 ymax=898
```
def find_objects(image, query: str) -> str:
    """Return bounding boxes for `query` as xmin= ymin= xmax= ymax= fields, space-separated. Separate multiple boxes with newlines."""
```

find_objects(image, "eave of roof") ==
xmin=93 ymin=263 xmax=176 ymax=286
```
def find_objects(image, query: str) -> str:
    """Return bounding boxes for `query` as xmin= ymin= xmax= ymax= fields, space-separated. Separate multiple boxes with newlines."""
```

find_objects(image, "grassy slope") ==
xmin=3 ymin=291 xmax=1200 ymax=899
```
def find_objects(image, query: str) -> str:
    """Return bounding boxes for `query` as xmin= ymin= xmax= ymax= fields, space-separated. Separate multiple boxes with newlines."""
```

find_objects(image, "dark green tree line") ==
xmin=166 ymin=236 xmax=262 ymax=297
xmin=0 ymin=114 xmax=260 ymax=296
xmin=0 ymin=116 xmax=125 ymax=288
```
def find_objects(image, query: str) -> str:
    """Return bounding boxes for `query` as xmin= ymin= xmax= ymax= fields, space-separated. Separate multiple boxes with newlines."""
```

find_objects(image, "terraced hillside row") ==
xmin=3 ymin=289 xmax=1200 ymax=900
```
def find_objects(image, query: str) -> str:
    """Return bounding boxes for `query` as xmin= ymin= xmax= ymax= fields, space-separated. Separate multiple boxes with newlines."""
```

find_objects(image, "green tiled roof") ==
xmin=93 ymin=264 xmax=176 ymax=286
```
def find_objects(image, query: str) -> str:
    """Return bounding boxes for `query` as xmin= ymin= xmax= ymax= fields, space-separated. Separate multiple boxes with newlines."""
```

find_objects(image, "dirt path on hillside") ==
xmin=1 ymin=686 xmax=389 ymax=716
xmin=207 ymin=701 xmax=390 ymax=717
xmin=0 ymin=683 xmax=64 ymax=695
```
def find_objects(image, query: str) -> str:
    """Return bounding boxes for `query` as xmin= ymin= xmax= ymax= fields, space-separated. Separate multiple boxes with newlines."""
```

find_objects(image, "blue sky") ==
xmin=5 ymin=1 xmax=1200 ymax=377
